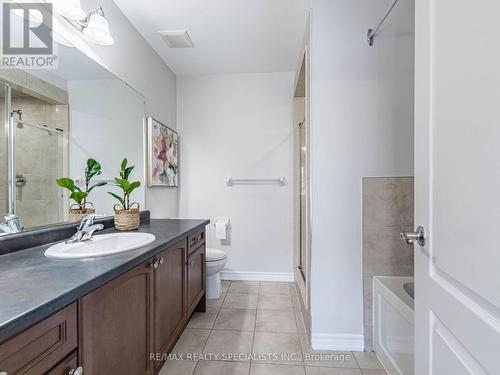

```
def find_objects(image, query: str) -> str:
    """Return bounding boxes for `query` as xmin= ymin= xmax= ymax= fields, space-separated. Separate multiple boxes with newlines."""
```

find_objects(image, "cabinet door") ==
xmin=79 ymin=261 xmax=154 ymax=375
xmin=0 ymin=303 xmax=77 ymax=375
xmin=154 ymin=239 xmax=187 ymax=366
xmin=187 ymin=245 xmax=206 ymax=315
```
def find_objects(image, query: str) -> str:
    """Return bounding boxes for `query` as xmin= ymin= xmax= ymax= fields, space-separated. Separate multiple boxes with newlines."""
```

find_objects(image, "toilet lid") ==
xmin=206 ymin=248 xmax=227 ymax=262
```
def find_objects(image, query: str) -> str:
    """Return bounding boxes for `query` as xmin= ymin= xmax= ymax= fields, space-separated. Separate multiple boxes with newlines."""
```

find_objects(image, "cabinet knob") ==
xmin=69 ymin=367 xmax=84 ymax=375
xmin=153 ymin=261 xmax=159 ymax=270
xmin=159 ymin=257 xmax=164 ymax=265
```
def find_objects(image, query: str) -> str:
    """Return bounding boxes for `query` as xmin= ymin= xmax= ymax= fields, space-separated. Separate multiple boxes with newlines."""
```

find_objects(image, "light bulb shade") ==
xmin=82 ymin=12 xmax=114 ymax=45
xmin=52 ymin=0 xmax=86 ymax=21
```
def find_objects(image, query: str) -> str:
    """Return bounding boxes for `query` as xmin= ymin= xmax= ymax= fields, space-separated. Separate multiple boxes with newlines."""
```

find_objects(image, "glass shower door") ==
xmin=14 ymin=122 xmax=64 ymax=227
xmin=299 ymin=120 xmax=308 ymax=282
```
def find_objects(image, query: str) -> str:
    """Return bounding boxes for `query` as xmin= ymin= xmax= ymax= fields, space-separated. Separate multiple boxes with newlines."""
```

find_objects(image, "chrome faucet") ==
xmin=0 ymin=214 xmax=24 ymax=234
xmin=66 ymin=214 xmax=104 ymax=244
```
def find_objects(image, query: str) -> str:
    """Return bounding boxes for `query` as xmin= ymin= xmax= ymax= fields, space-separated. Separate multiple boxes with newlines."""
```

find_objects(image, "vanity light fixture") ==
xmin=61 ymin=6 xmax=114 ymax=46
xmin=81 ymin=8 xmax=114 ymax=45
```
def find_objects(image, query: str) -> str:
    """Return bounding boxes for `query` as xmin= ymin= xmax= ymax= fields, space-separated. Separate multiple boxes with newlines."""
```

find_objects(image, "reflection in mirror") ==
xmin=0 ymin=43 xmax=146 ymax=234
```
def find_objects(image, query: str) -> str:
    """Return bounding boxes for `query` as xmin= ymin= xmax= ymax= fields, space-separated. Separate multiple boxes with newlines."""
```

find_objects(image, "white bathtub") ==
xmin=373 ymin=276 xmax=414 ymax=375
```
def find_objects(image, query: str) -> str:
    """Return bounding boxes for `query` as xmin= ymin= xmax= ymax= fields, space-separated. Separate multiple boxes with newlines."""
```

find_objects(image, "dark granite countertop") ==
xmin=0 ymin=219 xmax=209 ymax=343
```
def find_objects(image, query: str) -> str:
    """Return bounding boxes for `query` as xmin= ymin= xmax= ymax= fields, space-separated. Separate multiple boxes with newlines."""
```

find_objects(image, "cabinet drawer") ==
xmin=0 ymin=303 xmax=77 ymax=375
xmin=46 ymin=351 xmax=77 ymax=375
xmin=188 ymin=229 xmax=205 ymax=254
xmin=187 ymin=245 xmax=206 ymax=314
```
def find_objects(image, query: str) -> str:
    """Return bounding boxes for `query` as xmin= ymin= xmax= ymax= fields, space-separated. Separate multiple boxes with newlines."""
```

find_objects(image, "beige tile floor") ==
xmin=159 ymin=281 xmax=387 ymax=375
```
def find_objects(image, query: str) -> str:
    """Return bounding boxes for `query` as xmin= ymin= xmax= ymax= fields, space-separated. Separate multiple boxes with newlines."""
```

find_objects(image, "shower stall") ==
xmin=1 ymin=81 xmax=66 ymax=229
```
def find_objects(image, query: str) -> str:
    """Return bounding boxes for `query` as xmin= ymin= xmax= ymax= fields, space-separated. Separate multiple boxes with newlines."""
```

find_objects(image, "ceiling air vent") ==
xmin=158 ymin=30 xmax=194 ymax=48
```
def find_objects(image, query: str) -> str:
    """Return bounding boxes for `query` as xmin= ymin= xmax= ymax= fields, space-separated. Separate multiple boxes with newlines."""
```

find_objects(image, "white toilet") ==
xmin=205 ymin=248 xmax=227 ymax=299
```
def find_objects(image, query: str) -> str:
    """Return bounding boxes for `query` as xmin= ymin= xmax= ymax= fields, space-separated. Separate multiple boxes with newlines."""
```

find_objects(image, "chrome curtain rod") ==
xmin=367 ymin=0 xmax=399 ymax=46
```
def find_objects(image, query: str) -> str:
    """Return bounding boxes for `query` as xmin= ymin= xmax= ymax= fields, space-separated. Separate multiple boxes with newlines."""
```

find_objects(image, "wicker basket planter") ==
xmin=68 ymin=203 xmax=95 ymax=223
xmin=114 ymin=202 xmax=140 ymax=231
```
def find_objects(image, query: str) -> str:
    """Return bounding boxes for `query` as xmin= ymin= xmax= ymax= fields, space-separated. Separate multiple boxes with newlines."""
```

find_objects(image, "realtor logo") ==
xmin=1 ymin=1 xmax=57 ymax=68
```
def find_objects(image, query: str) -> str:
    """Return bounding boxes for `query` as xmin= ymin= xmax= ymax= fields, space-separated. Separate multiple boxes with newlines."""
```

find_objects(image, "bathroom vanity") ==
xmin=0 ymin=8 xmax=207 ymax=374
xmin=0 ymin=216 xmax=208 ymax=375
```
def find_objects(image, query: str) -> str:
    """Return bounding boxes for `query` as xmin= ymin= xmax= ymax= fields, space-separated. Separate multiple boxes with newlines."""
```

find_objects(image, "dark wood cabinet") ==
xmin=187 ymin=245 xmax=206 ymax=315
xmin=79 ymin=261 xmax=154 ymax=375
xmin=0 ymin=228 xmax=206 ymax=375
xmin=0 ymin=303 xmax=77 ymax=375
xmin=46 ymin=351 xmax=78 ymax=375
xmin=188 ymin=229 xmax=205 ymax=254
xmin=153 ymin=239 xmax=187 ymax=370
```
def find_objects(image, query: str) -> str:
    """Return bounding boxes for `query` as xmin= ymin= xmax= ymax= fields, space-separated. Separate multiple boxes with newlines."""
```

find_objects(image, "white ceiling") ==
xmin=113 ymin=0 xmax=310 ymax=75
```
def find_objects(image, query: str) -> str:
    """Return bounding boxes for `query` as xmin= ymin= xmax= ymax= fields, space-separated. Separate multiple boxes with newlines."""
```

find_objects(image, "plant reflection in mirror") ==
xmin=56 ymin=158 xmax=107 ymax=210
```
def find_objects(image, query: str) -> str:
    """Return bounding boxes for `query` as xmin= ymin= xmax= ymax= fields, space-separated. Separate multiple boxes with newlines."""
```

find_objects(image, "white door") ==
xmin=414 ymin=0 xmax=500 ymax=374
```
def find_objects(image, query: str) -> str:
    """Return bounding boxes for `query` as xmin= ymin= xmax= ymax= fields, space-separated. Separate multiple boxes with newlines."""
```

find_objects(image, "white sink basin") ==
xmin=45 ymin=233 xmax=156 ymax=259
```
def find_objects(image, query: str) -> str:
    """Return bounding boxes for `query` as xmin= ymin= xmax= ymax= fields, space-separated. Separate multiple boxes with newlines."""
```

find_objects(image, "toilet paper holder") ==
xmin=214 ymin=217 xmax=230 ymax=228
xmin=214 ymin=217 xmax=230 ymax=241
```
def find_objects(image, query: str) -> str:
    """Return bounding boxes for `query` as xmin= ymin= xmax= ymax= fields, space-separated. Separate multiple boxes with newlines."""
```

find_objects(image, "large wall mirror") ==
xmin=0 ymin=41 xmax=146 ymax=234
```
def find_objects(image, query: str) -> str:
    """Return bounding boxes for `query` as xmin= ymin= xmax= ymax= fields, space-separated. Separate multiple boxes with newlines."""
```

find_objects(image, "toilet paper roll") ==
xmin=215 ymin=222 xmax=227 ymax=240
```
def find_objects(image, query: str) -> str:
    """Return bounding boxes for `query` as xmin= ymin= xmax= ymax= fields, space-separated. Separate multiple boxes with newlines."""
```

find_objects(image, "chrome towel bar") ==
xmin=226 ymin=176 xmax=285 ymax=186
xmin=75 ymin=179 xmax=117 ymax=187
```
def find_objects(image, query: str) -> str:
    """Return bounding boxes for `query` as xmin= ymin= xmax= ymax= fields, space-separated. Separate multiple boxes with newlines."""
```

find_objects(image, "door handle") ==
xmin=400 ymin=226 xmax=426 ymax=246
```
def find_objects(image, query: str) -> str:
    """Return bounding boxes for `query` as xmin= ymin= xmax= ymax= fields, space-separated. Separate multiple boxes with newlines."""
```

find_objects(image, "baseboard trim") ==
xmin=220 ymin=271 xmax=294 ymax=282
xmin=310 ymin=333 xmax=365 ymax=352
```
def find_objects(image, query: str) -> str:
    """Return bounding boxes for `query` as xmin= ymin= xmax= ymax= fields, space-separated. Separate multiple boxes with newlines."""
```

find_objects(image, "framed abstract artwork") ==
xmin=147 ymin=117 xmax=179 ymax=187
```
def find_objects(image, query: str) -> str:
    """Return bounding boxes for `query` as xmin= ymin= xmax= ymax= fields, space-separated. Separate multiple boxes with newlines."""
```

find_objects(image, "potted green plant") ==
xmin=56 ymin=158 xmax=107 ymax=222
xmin=108 ymin=158 xmax=141 ymax=230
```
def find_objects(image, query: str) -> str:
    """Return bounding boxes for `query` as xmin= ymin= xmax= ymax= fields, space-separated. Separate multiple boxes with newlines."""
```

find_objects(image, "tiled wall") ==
xmin=362 ymin=177 xmax=414 ymax=351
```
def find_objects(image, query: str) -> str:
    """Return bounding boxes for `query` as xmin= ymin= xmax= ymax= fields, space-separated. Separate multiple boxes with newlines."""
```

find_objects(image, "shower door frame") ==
xmin=1 ymin=79 xmax=65 ymax=223
xmin=293 ymin=43 xmax=311 ymax=320
xmin=2 ymin=81 xmax=16 ymax=215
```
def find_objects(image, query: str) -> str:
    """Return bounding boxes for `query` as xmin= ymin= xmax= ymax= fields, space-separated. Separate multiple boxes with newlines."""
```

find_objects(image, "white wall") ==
xmin=309 ymin=0 xmax=414 ymax=349
xmin=178 ymin=73 xmax=295 ymax=277
xmin=54 ymin=0 xmax=178 ymax=218
xmin=68 ymin=79 xmax=146 ymax=215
